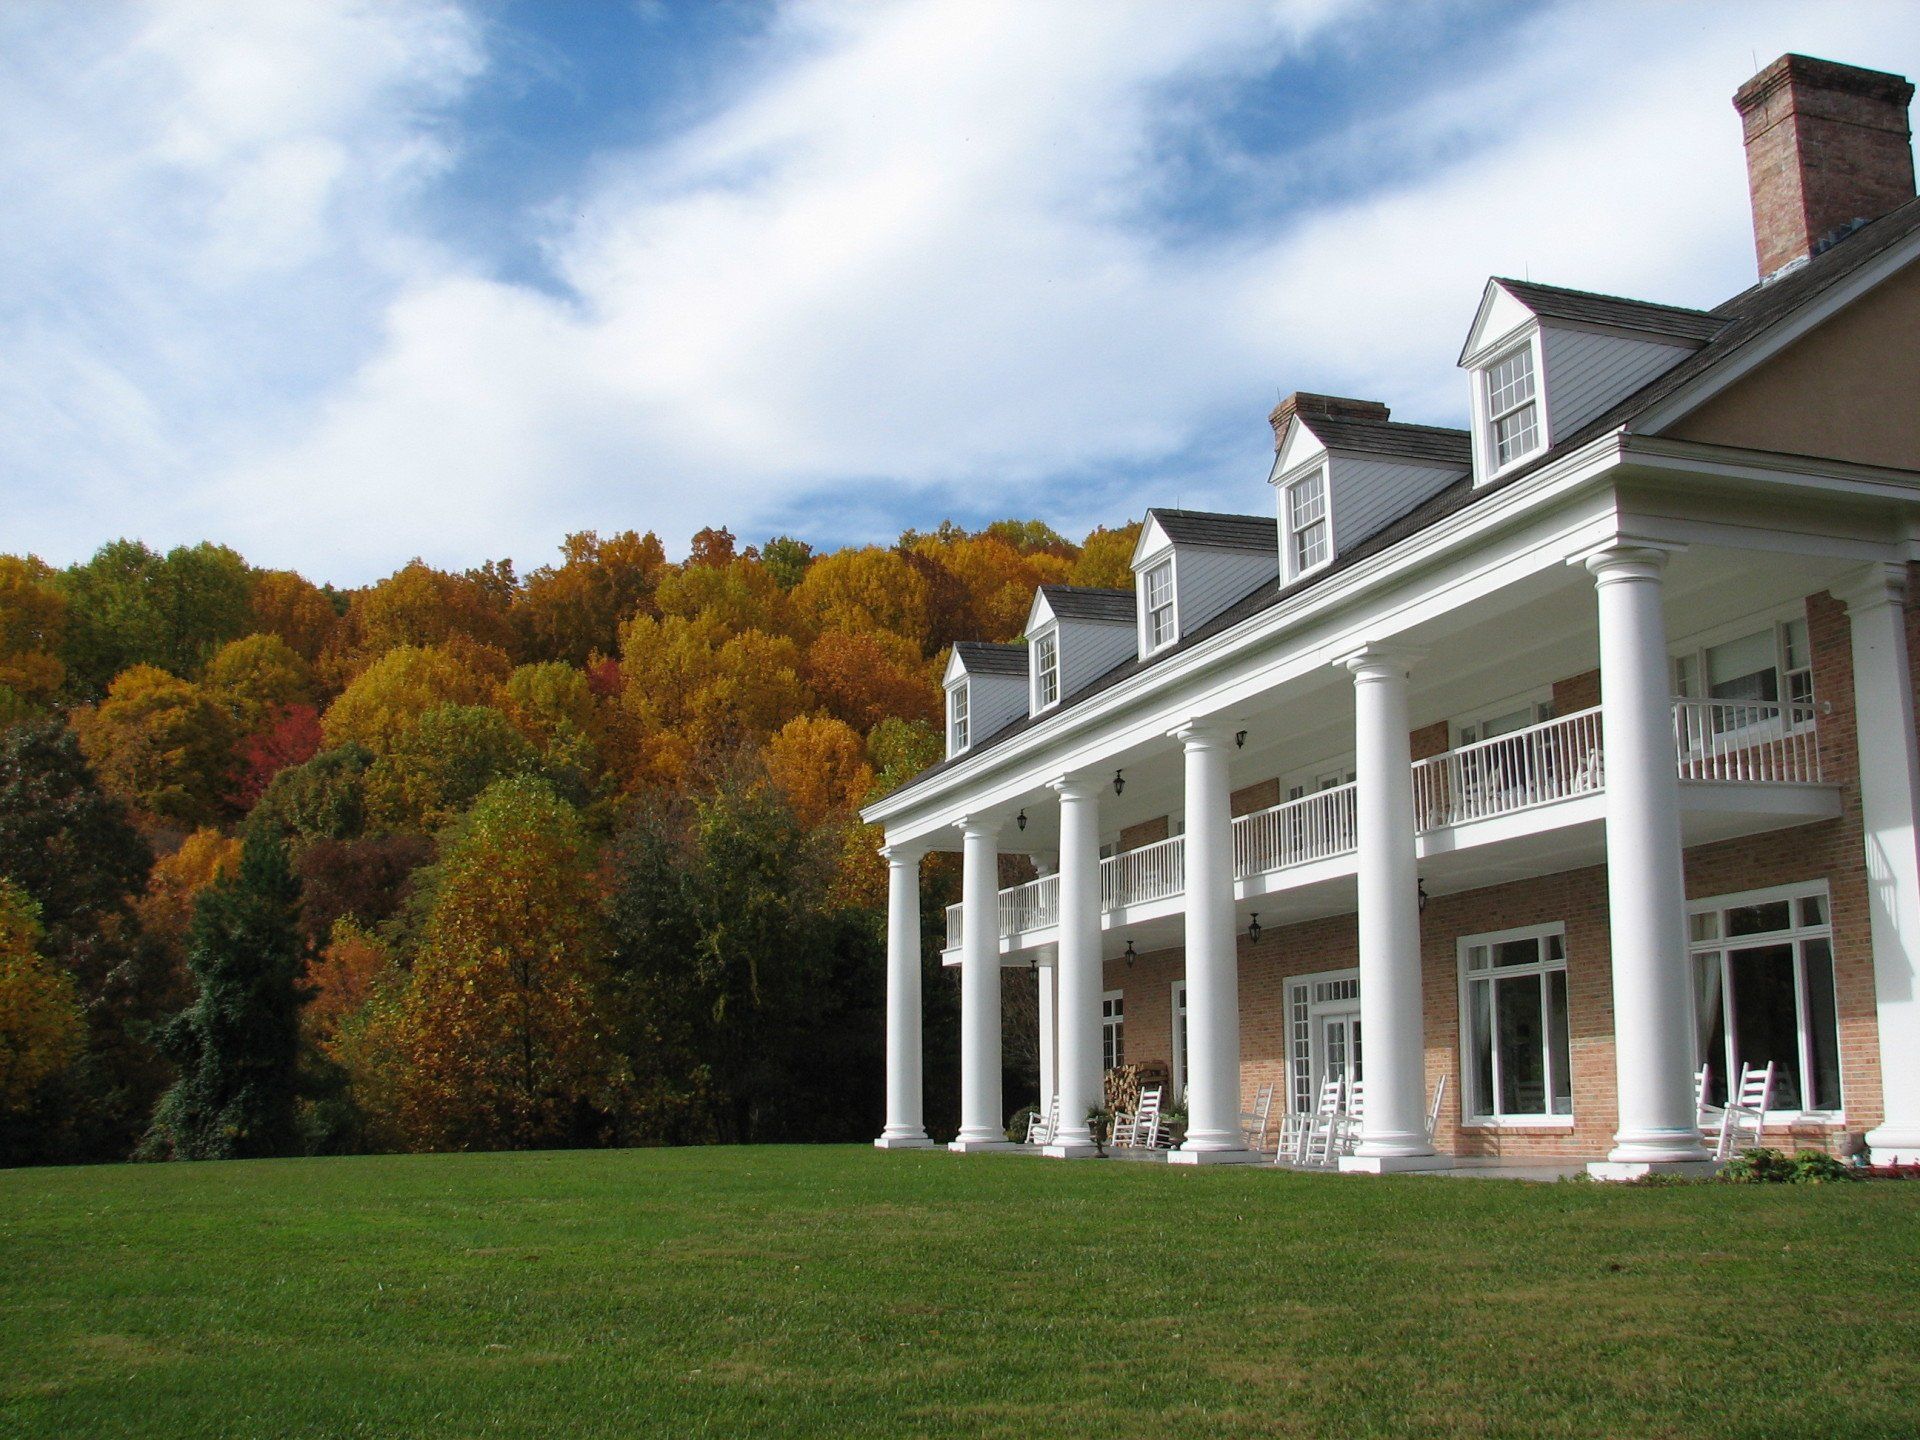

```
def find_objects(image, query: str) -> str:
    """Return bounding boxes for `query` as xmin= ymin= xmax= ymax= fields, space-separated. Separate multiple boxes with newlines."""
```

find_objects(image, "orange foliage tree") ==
xmin=804 ymin=628 xmax=940 ymax=731
xmin=0 ymin=556 xmax=67 ymax=704
xmin=346 ymin=559 xmax=517 ymax=662
xmin=763 ymin=715 xmax=874 ymax=829
xmin=791 ymin=548 xmax=934 ymax=653
xmin=75 ymin=664 xmax=236 ymax=828
xmin=516 ymin=530 xmax=666 ymax=667
xmin=250 ymin=570 xmax=341 ymax=663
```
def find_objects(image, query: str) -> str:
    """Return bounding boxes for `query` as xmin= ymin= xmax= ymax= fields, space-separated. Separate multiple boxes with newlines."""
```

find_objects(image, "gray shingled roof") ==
xmin=1148 ymin=508 xmax=1278 ymax=551
xmin=882 ymin=197 xmax=1920 ymax=803
xmin=951 ymin=641 xmax=1027 ymax=677
xmin=1494 ymin=278 xmax=1728 ymax=344
xmin=1300 ymin=415 xmax=1471 ymax=467
xmin=1038 ymin=585 xmax=1134 ymax=624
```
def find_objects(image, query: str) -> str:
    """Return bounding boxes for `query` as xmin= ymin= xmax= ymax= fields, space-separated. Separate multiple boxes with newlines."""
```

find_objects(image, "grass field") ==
xmin=1 ymin=1147 xmax=1916 ymax=1439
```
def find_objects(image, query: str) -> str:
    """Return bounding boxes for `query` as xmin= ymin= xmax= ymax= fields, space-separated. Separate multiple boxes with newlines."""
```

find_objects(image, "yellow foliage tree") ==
xmin=346 ymin=560 xmax=516 ymax=661
xmin=763 ymin=715 xmax=874 ymax=829
xmin=618 ymin=617 xmax=813 ymax=781
xmin=250 ymin=569 xmax=341 ymax=664
xmin=516 ymin=530 xmax=667 ymax=668
xmin=136 ymin=828 xmax=244 ymax=991
xmin=74 ymin=664 xmax=237 ymax=828
xmin=804 ymin=628 xmax=940 ymax=731
xmin=319 ymin=644 xmax=501 ymax=757
xmin=791 ymin=548 xmax=933 ymax=653
xmin=1069 ymin=521 xmax=1142 ymax=589
xmin=202 ymin=633 xmax=315 ymax=732
xmin=0 ymin=880 xmax=84 ymax=1114
xmin=0 ymin=556 xmax=67 ymax=703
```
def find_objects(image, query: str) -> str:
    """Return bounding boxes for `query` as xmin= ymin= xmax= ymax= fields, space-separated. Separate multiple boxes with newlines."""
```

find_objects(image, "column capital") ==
xmin=1338 ymin=642 xmax=1421 ymax=682
xmin=879 ymin=841 xmax=928 ymax=864
xmin=1168 ymin=717 xmax=1236 ymax=749
xmin=1047 ymin=773 xmax=1104 ymax=803
xmin=1833 ymin=561 xmax=1908 ymax=617
xmin=954 ymin=814 xmax=1004 ymax=841
xmin=1576 ymin=540 xmax=1684 ymax=583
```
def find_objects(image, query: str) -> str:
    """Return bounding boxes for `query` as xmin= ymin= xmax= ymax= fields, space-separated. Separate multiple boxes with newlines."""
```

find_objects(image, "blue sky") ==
xmin=3 ymin=1 xmax=1917 ymax=585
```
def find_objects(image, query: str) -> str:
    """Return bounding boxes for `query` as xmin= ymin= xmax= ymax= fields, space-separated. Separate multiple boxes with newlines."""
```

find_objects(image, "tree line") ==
xmin=0 ymin=519 xmax=1137 ymax=1163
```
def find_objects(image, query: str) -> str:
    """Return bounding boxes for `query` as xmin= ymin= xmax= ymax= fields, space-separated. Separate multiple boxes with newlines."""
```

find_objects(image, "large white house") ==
xmin=861 ymin=54 xmax=1920 ymax=1177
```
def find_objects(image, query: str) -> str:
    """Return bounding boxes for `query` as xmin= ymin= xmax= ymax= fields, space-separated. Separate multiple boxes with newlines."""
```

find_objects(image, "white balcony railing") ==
xmin=946 ymin=901 xmax=963 ymax=951
xmin=1412 ymin=706 xmax=1605 ymax=830
xmin=1673 ymin=699 xmax=1822 ymax=784
xmin=1000 ymin=873 xmax=1059 ymax=934
xmin=1233 ymin=782 xmax=1358 ymax=879
xmin=1101 ymin=833 xmax=1185 ymax=910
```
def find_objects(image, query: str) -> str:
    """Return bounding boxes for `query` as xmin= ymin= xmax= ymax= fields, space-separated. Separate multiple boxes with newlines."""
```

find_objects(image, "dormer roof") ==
xmin=1459 ymin=278 xmax=1725 ymax=365
xmin=1291 ymin=414 xmax=1471 ymax=468
xmin=1033 ymin=584 xmax=1134 ymax=626
xmin=946 ymin=641 xmax=1028 ymax=682
xmin=1139 ymin=508 xmax=1278 ymax=555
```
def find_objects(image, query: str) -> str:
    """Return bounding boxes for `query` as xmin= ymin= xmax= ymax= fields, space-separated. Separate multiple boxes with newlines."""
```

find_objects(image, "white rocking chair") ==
xmin=1302 ymin=1078 xmax=1353 ymax=1168
xmin=1241 ymin=1083 xmax=1276 ymax=1153
xmin=1719 ymin=1061 xmax=1776 ymax=1159
xmin=1112 ymin=1085 xmax=1168 ymax=1150
xmin=1425 ymin=1073 xmax=1448 ymax=1144
xmin=1025 ymin=1095 xmax=1059 ymax=1146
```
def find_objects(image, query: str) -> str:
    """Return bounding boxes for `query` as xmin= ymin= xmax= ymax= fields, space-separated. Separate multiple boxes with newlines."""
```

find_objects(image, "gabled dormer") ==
xmin=943 ymin=642 xmax=1027 ymax=758
xmin=1267 ymin=393 xmax=1470 ymax=586
xmin=1130 ymin=509 xmax=1278 ymax=660
xmin=1024 ymin=585 xmax=1135 ymax=714
xmin=1459 ymin=279 xmax=1726 ymax=484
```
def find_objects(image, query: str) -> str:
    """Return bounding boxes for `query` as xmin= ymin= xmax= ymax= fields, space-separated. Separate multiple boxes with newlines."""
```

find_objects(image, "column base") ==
xmin=1865 ymin=1124 xmax=1920 ymax=1165
xmin=1339 ymin=1152 xmax=1453 ymax=1174
xmin=1588 ymin=1158 xmax=1720 ymax=1182
xmin=873 ymin=1134 xmax=935 ymax=1150
xmin=1167 ymin=1147 xmax=1264 ymax=1165
xmin=1040 ymin=1142 xmax=1102 ymax=1159
xmin=948 ymin=1138 xmax=1023 ymax=1154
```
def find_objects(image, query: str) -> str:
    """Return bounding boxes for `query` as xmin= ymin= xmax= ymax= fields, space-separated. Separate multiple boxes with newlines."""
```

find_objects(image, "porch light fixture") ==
xmin=1247 ymin=913 xmax=1262 ymax=944
xmin=1235 ymin=729 xmax=1247 ymax=749
xmin=1112 ymin=769 xmax=1126 ymax=796
xmin=1124 ymin=939 xmax=1136 ymax=967
xmin=1016 ymin=808 xmax=1027 ymax=832
xmin=1029 ymin=951 xmax=1039 ymax=974
xmin=1418 ymin=879 xmax=1429 ymax=913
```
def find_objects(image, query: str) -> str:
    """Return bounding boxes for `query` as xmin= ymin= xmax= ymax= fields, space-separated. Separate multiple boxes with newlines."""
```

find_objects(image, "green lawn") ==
xmin=1 ymin=1148 xmax=1915 ymax=1439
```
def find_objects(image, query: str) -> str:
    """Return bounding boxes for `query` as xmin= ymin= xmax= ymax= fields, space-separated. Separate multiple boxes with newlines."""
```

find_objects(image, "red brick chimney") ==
xmin=1268 ymin=392 xmax=1390 ymax=449
xmin=1734 ymin=55 xmax=1916 ymax=280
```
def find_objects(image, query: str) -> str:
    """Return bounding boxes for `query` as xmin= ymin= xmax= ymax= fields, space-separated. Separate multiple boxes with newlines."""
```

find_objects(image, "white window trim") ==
xmin=1030 ymin=626 xmax=1061 ymax=713
xmin=1101 ymin=988 xmax=1125 ymax=1072
xmin=1277 ymin=460 xmax=1334 ymax=583
xmin=1474 ymin=330 xmax=1548 ymax=481
xmin=1688 ymin=879 xmax=1844 ymax=1124
xmin=1669 ymin=603 xmax=1815 ymax=713
xmin=1456 ymin=920 xmax=1576 ymax=1129
xmin=1283 ymin=753 xmax=1355 ymax=799
xmin=1170 ymin=980 xmax=1188 ymax=1109
xmin=1283 ymin=966 xmax=1361 ymax=1117
xmin=1140 ymin=555 xmax=1178 ymax=656
xmin=1453 ymin=688 xmax=1555 ymax=748
xmin=946 ymin=680 xmax=970 ymax=758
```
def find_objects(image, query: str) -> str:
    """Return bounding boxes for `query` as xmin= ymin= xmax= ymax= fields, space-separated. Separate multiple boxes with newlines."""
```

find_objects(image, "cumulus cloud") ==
xmin=4 ymin=0 xmax=1918 ymax=582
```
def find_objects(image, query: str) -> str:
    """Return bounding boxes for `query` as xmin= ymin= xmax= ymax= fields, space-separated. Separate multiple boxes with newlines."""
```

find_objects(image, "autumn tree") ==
xmin=301 ymin=918 xmax=395 ymax=1055
xmin=250 ymin=569 xmax=341 ymax=663
xmin=320 ymin=643 xmax=501 ymax=756
xmin=146 ymin=825 xmax=307 ymax=1160
xmin=499 ymin=662 xmax=603 ymax=787
xmin=380 ymin=777 xmax=615 ymax=1151
xmin=55 ymin=539 xmax=253 ymax=696
xmin=292 ymin=834 xmax=433 ymax=949
xmin=363 ymin=703 xmax=538 ymax=831
xmin=654 ymin=555 xmax=789 ymax=638
xmin=74 ymin=664 xmax=236 ymax=828
xmin=915 ymin=530 xmax=1073 ymax=641
xmin=202 ymin=633 xmax=315 ymax=732
xmin=135 ymin=827 xmax=244 ymax=999
xmin=1069 ymin=521 xmax=1142 ymax=589
xmin=805 ymin=628 xmax=940 ymax=731
xmin=764 ymin=715 xmax=873 ymax=829
xmin=618 ymin=616 xmax=812 ymax=780
xmin=228 ymin=703 xmax=324 ymax=810
xmin=0 ymin=556 xmax=68 ymax=703
xmin=345 ymin=560 xmax=516 ymax=662
xmin=0 ymin=881 xmax=85 ymax=1128
xmin=251 ymin=745 xmax=372 ymax=846
xmin=686 ymin=526 xmax=737 ymax=569
xmin=515 ymin=530 xmax=667 ymax=668
xmin=791 ymin=547 xmax=934 ymax=653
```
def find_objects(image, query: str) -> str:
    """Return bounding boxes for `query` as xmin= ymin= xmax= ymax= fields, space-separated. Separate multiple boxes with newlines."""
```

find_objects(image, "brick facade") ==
xmin=1093 ymin=585 xmax=1896 ymax=1159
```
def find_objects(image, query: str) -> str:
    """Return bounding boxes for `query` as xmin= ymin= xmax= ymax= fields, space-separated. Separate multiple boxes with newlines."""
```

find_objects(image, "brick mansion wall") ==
xmin=1096 ymin=583 xmax=1898 ymax=1158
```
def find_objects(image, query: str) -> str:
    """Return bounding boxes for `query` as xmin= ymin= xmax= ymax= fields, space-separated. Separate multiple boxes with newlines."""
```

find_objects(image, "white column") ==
xmin=952 ymin=817 xmax=1013 ymax=1151
xmin=1839 ymin=564 xmax=1920 ymax=1163
xmin=875 ymin=843 xmax=934 ymax=1148
xmin=1342 ymin=648 xmax=1447 ymax=1173
xmin=1169 ymin=721 xmax=1253 ymax=1162
xmin=1037 ymin=962 xmax=1057 ymax=1111
xmin=1586 ymin=546 xmax=1713 ymax=1178
xmin=1045 ymin=776 xmax=1103 ymax=1156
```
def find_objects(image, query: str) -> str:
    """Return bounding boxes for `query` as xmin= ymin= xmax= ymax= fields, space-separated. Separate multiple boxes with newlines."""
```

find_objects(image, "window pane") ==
xmin=1546 ymin=932 xmax=1565 ymax=963
xmin=1798 ymin=894 xmax=1827 ymax=928
xmin=1487 ymin=348 xmax=1535 ymax=414
xmin=1547 ymin=969 xmax=1572 ymax=1115
xmin=1674 ymin=654 xmax=1699 ymax=699
xmin=1495 ymin=974 xmax=1547 ymax=1115
xmin=1729 ymin=943 xmax=1803 ymax=1110
xmin=1802 ymin=938 xmax=1842 ymax=1111
xmin=1470 ymin=980 xmax=1494 ymax=1118
xmin=1493 ymin=404 xmax=1539 ymax=464
xmin=1706 ymin=631 xmax=1778 ymax=705
xmin=1467 ymin=944 xmax=1490 ymax=972
xmin=1694 ymin=955 xmax=1728 ymax=1107
xmin=1491 ymin=936 xmax=1541 ymax=969
xmin=1689 ymin=911 xmax=1720 ymax=943
xmin=1782 ymin=619 xmax=1809 ymax=671
xmin=1727 ymin=901 xmax=1792 ymax=937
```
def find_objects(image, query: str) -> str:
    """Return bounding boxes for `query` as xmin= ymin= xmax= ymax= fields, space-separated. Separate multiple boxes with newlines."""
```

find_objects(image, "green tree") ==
xmin=145 ymin=826 xmax=307 ymax=1160
xmin=759 ymin=536 xmax=815 ymax=590
xmin=364 ymin=704 xmax=538 ymax=831
xmin=251 ymin=745 xmax=372 ymax=846
xmin=55 ymin=540 xmax=253 ymax=696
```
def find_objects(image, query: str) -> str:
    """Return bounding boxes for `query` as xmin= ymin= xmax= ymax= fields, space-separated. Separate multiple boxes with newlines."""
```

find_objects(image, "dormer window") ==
xmin=1284 ymin=466 xmax=1331 ymax=577
xmin=1143 ymin=560 xmax=1176 ymax=652
xmin=1483 ymin=342 xmax=1542 ymax=469
xmin=1033 ymin=631 xmax=1060 ymax=711
xmin=948 ymin=683 xmax=969 ymax=755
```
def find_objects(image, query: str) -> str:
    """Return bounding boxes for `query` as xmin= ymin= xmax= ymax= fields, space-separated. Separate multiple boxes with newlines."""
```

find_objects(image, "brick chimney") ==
xmin=1268 ymin=392 xmax=1390 ymax=449
xmin=1734 ymin=54 xmax=1916 ymax=280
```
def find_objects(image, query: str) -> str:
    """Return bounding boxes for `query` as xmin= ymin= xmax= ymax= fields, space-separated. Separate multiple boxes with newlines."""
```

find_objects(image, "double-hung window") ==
xmin=1286 ymin=467 xmax=1331 ymax=576
xmin=1143 ymin=561 xmax=1176 ymax=652
xmin=1101 ymin=991 xmax=1125 ymax=1071
xmin=1690 ymin=882 xmax=1841 ymax=1115
xmin=1460 ymin=923 xmax=1573 ymax=1122
xmin=1033 ymin=631 xmax=1060 ymax=710
xmin=948 ymin=683 xmax=969 ymax=755
xmin=1673 ymin=616 xmax=1814 ymax=738
xmin=1483 ymin=343 xmax=1542 ymax=469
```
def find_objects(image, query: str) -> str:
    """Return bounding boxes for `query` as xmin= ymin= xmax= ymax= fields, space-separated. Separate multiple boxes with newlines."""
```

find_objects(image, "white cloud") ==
xmin=4 ymin=0 xmax=1919 ymax=582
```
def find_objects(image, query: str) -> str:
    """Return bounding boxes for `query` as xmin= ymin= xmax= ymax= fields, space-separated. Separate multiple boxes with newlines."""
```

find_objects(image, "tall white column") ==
xmin=952 ymin=817 xmax=1013 ymax=1151
xmin=1343 ymin=648 xmax=1447 ymax=1172
xmin=1045 ymin=776 xmax=1103 ymax=1156
xmin=1839 ymin=564 xmax=1920 ymax=1163
xmin=1169 ymin=721 xmax=1253 ymax=1162
xmin=875 ymin=843 xmax=934 ymax=1148
xmin=1586 ymin=545 xmax=1713 ymax=1178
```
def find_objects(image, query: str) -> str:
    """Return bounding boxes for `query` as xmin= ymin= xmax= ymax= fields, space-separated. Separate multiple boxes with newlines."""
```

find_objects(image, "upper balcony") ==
xmin=943 ymin=698 xmax=1837 ymax=958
